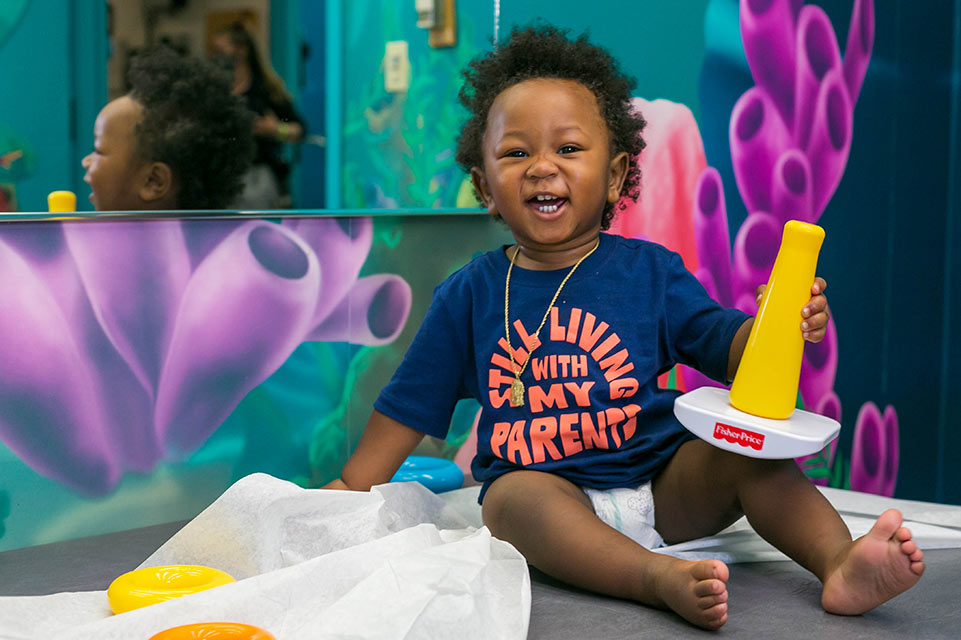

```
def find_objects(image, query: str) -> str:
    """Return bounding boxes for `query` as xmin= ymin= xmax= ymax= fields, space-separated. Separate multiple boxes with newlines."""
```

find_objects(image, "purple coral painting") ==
xmin=0 ymin=217 xmax=411 ymax=496
xmin=683 ymin=0 xmax=897 ymax=494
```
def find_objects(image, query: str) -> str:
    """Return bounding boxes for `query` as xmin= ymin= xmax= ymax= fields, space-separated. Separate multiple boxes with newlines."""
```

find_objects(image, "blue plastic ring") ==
xmin=390 ymin=455 xmax=464 ymax=493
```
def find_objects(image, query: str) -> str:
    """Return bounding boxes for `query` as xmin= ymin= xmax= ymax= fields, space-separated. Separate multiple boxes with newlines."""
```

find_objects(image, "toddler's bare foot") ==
xmin=821 ymin=509 xmax=924 ymax=615
xmin=654 ymin=558 xmax=729 ymax=630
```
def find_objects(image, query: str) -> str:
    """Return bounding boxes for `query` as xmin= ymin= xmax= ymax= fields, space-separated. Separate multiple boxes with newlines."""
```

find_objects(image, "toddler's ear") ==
xmin=140 ymin=162 xmax=174 ymax=204
xmin=607 ymin=151 xmax=630 ymax=204
xmin=470 ymin=166 xmax=497 ymax=216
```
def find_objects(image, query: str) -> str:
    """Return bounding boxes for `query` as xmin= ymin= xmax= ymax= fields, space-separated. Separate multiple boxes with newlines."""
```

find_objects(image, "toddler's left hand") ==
xmin=754 ymin=277 xmax=829 ymax=343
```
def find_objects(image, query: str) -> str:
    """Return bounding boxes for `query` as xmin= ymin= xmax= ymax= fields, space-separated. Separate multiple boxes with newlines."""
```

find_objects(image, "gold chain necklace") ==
xmin=504 ymin=238 xmax=600 ymax=407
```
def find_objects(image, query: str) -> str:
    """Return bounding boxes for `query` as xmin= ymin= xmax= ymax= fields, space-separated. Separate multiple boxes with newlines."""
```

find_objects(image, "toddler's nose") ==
xmin=81 ymin=153 xmax=92 ymax=170
xmin=525 ymin=153 xmax=558 ymax=179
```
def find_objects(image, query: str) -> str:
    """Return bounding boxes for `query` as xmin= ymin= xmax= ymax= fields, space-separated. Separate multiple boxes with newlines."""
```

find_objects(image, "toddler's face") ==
xmin=81 ymin=96 xmax=150 ymax=211
xmin=472 ymin=78 xmax=627 ymax=252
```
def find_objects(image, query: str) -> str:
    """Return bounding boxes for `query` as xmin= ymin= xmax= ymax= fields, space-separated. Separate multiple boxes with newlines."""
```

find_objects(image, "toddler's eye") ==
xmin=504 ymin=149 xmax=527 ymax=158
xmin=558 ymin=145 xmax=580 ymax=154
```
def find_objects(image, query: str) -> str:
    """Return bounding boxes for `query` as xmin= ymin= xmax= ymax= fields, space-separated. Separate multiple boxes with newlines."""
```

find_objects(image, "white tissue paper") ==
xmin=0 ymin=474 xmax=531 ymax=640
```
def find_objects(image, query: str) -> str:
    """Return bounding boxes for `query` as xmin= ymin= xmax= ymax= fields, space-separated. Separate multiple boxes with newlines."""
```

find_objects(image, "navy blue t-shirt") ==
xmin=375 ymin=233 xmax=749 ymax=501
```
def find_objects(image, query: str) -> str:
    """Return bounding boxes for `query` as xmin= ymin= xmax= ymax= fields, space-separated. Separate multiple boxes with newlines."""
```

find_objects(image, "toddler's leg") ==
xmin=483 ymin=470 xmax=730 ymax=630
xmin=652 ymin=440 xmax=924 ymax=615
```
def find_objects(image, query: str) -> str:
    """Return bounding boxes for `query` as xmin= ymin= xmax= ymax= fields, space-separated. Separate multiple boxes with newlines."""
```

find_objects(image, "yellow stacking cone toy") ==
xmin=673 ymin=220 xmax=840 ymax=459
xmin=47 ymin=190 xmax=77 ymax=217
xmin=731 ymin=220 xmax=824 ymax=419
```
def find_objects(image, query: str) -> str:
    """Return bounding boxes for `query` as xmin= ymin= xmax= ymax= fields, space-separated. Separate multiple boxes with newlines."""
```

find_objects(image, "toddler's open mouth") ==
xmin=527 ymin=194 xmax=568 ymax=213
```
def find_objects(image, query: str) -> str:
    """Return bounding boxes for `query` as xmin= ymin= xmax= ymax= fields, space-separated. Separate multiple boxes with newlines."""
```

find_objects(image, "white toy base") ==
xmin=674 ymin=386 xmax=840 ymax=459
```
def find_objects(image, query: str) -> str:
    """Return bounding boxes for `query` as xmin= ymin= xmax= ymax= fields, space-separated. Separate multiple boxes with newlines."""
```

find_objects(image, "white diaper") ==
xmin=584 ymin=483 xmax=665 ymax=550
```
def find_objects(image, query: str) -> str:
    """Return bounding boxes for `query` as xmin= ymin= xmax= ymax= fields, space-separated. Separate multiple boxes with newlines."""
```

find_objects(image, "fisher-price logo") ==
xmin=713 ymin=422 xmax=765 ymax=451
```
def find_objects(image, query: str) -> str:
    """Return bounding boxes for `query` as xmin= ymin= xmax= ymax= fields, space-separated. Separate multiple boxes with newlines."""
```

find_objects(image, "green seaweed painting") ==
xmin=342 ymin=1 xmax=485 ymax=209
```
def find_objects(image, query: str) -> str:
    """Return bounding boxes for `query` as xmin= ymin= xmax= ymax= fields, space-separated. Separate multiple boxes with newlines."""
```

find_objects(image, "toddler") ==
xmin=82 ymin=46 xmax=254 ymax=211
xmin=327 ymin=26 xmax=923 ymax=630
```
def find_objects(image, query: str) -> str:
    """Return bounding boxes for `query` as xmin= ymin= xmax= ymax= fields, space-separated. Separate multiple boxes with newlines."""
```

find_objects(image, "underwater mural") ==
xmin=612 ymin=0 xmax=892 ymax=494
xmin=0 ymin=212 xmax=509 ymax=551
xmin=688 ymin=0 xmax=894 ymax=493
xmin=0 ymin=217 xmax=411 ymax=497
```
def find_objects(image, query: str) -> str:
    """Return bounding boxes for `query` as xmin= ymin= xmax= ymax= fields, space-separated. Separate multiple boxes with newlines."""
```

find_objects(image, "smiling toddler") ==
xmin=326 ymin=26 xmax=924 ymax=630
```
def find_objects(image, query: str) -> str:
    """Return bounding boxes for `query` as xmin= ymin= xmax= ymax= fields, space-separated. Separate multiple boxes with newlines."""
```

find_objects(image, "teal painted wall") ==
xmin=499 ymin=0 xmax=711 ymax=121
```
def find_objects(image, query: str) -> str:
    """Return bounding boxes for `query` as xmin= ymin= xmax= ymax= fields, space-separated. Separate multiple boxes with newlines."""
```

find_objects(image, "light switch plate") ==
xmin=384 ymin=40 xmax=410 ymax=93
xmin=415 ymin=0 xmax=437 ymax=28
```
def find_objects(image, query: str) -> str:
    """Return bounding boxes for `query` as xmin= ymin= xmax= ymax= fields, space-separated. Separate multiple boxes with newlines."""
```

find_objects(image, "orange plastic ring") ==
xmin=149 ymin=622 xmax=275 ymax=639
xmin=107 ymin=565 xmax=235 ymax=614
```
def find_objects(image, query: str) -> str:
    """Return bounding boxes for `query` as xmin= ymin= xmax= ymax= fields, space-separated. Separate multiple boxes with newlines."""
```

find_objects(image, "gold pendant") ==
xmin=510 ymin=377 xmax=525 ymax=407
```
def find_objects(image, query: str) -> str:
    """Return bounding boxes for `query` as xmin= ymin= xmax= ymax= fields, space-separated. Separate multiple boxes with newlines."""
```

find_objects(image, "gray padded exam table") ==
xmin=2 ymin=492 xmax=959 ymax=639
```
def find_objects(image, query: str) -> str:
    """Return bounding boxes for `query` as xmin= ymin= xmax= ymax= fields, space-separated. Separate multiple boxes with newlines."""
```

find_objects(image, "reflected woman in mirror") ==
xmin=213 ymin=22 xmax=306 ymax=210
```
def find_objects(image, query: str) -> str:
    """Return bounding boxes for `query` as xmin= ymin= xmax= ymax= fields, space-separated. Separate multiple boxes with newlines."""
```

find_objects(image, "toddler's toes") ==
xmin=694 ymin=578 xmax=724 ymax=598
xmin=697 ymin=591 xmax=728 ymax=610
xmin=705 ymin=603 xmax=728 ymax=628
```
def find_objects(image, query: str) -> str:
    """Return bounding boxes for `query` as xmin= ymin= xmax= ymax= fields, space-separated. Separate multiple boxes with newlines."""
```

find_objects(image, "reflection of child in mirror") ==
xmin=325 ymin=26 xmax=924 ymax=630
xmin=81 ymin=46 xmax=254 ymax=211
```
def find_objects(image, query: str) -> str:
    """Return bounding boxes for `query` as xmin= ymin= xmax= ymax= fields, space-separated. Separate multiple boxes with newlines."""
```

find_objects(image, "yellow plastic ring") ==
xmin=149 ymin=622 xmax=275 ymax=639
xmin=108 ymin=565 xmax=235 ymax=614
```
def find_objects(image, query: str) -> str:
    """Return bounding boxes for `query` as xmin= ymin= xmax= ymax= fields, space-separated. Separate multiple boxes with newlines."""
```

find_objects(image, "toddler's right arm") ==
xmin=323 ymin=410 xmax=425 ymax=491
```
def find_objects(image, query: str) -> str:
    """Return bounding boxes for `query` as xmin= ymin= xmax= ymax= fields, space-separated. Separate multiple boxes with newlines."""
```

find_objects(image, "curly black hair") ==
xmin=127 ymin=47 xmax=255 ymax=210
xmin=456 ymin=25 xmax=647 ymax=230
